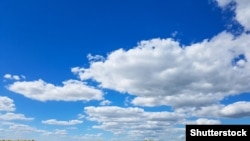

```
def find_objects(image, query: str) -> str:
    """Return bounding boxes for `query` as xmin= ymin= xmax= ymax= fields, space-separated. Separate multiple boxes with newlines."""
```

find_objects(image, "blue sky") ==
xmin=0 ymin=0 xmax=250 ymax=141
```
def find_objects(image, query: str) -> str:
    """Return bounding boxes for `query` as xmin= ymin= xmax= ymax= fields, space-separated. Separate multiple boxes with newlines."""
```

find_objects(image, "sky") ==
xmin=0 ymin=0 xmax=250 ymax=141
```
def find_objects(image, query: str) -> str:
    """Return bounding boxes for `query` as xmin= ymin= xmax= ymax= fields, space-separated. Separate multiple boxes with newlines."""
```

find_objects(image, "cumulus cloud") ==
xmin=7 ymin=79 xmax=103 ymax=102
xmin=0 ymin=96 xmax=15 ymax=111
xmin=0 ymin=96 xmax=34 ymax=123
xmin=73 ymin=32 xmax=250 ymax=107
xmin=84 ymin=106 xmax=184 ymax=138
xmin=216 ymin=0 xmax=250 ymax=30
xmin=3 ymin=1 xmax=250 ymax=141
xmin=42 ymin=119 xmax=83 ymax=126
xmin=220 ymin=101 xmax=250 ymax=118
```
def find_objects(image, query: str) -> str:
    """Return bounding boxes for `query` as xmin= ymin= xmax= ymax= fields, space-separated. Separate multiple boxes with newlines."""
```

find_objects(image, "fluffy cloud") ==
xmin=216 ymin=0 xmax=250 ymax=30
xmin=7 ymin=79 xmax=103 ymax=102
xmin=84 ymin=106 xmax=184 ymax=139
xmin=42 ymin=119 xmax=83 ymax=126
xmin=0 ymin=96 xmax=15 ymax=111
xmin=220 ymin=101 xmax=250 ymax=117
xmin=73 ymin=32 xmax=250 ymax=107
xmin=0 ymin=96 xmax=33 ymax=121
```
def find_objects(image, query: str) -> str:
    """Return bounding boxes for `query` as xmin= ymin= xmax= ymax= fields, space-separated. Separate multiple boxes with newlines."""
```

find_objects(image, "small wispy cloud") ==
xmin=0 ymin=113 xmax=34 ymax=121
xmin=99 ymin=100 xmax=111 ymax=106
xmin=42 ymin=119 xmax=83 ymax=126
xmin=3 ymin=74 xmax=25 ymax=81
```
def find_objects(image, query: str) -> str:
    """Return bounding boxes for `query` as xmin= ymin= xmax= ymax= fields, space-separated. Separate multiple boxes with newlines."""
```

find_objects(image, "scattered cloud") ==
xmin=9 ymin=123 xmax=39 ymax=132
xmin=2 ymin=1 xmax=250 ymax=141
xmin=86 ymin=53 xmax=105 ymax=62
xmin=176 ymin=101 xmax=250 ymax=118
xmin=3 ymin=74 xmax=25 ymax=81
xmin=77 ymin=114 xmax=85 ymax=119
xmin=99 ymin=100 xmax=112 ymax=106
xmin=7 ymin=79 xmax=103 ymax=102
xmin=85 ymin=106 xmax=184 ymax=138
xmin=0 ymin=96 xmax=15 ymax=111
xmin=171 ymin=31 xmax=178 ymax=37
xmin=42 ymin=119 xmax=83 ymax=126
xmin=0 ymin=113 xmax=34 ymax=121
xmin=0 ymin=122 xmax=69 ymax=140
xmin=73 ymin=32 xmax=250 ymax=108
xmin=0 ymin=96 xmax=33 ymax=121
xmin=44 ymin=129 xmax=68 ymax=135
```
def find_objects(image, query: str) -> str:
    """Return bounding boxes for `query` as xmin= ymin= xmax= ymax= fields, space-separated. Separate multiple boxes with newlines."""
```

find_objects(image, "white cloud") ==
xmin=9 ymin=123 xmax=38 ymax=132
xmin=73 ymin=32 xmax=250 ymax=107
xmin=220 ymin=101 xmax=250 ymax=117
xmin=7 ymin=79 xmax=103 ymax=102
xmin=185 ymin=118 xmax=221 ymax=124
xmin=131 ymin=93 xmax=223 ymax=107
xmin=44 ymin=129 xmax=68 ymax=135
xmin=99 ymin=100 xmax=112 ymax=106
xmin=0 ymin=96 xmax=15 ymax=111
xmin=215 ymin=0 xmax=233 ymax=7
xmin=176 ymin=101 xmax=250 ymax=118
xmin=42 ymin=119 xmax=83 ymax=126
xmin=0 ymin=97 xmax=33 ymax=122
xmin=4 ymin=74 xmax=12 ymax=79
xmin=77 ymin=114 xmax=85 ymax=119
xmin=3 ymin=74 xmax=24 ymax=81
xmin=0 ymin=122 xmax=72 ymax=140
xmin=84 ymin=106 xmax=184 ymax=139
xmin=87 ymin=53 xmax=105 ymax=62
xmin=216 ymin=0 xmax=250 ymax=30
xmin=195 ymin=118 xmax=221 ymax=124
xmin=0 ymin=122 xmax=72 ymax=141
xmin=0 ymin=113 xmax=34 ymax=121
